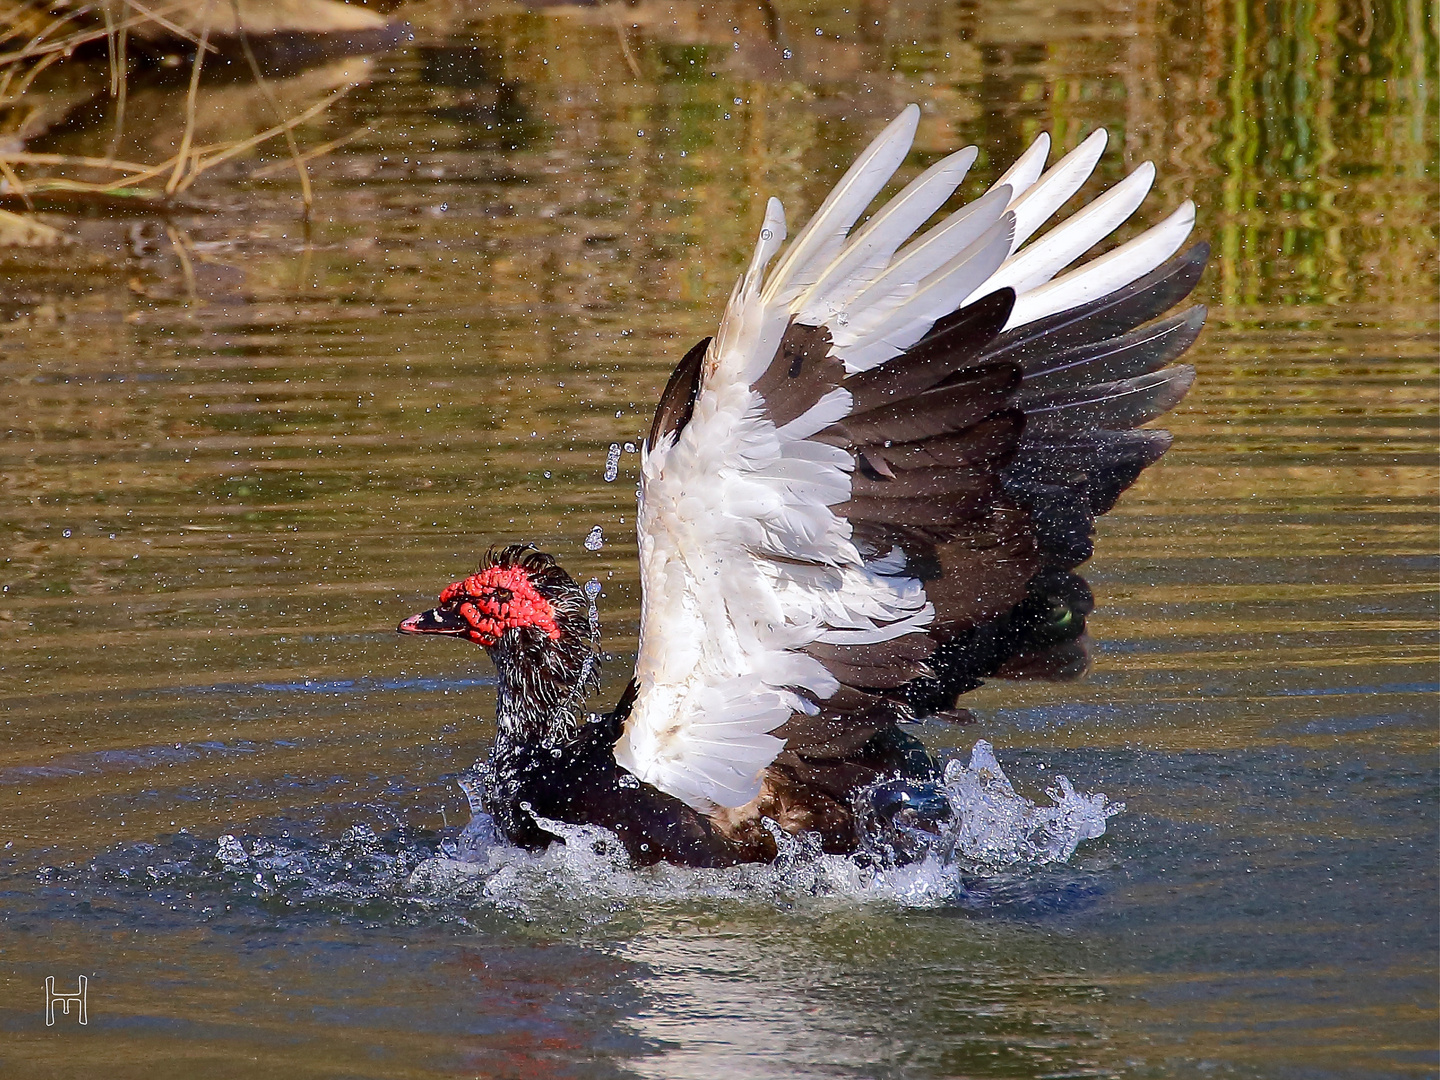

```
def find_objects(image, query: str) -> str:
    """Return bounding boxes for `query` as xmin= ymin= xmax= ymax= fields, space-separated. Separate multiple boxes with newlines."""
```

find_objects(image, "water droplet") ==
xmin=622 ymin=441 xmax=637 ymax=454
xmin=584 ymin=526 xmax=604 ymax=551
xmin=216 ymin=835 xmax=248 ymax=867
xmin=582 ymin=578 xmax=602 ymax=646
xmin=604 ymin=443 xmax=621 ymax=482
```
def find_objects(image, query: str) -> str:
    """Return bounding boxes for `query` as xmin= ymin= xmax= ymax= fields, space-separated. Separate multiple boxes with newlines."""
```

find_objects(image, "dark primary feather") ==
xmin=1020 ymin=365 xmax=1196 ymax=433
xmin=850 ymin=464 xmax=1003 ymax=500
xmin=861 ymin=410 xmax=1024 ymax=473
xmin=835 ymin=363 xmax=1021 ymax=447
xmin=647 ymin=336 xmax=708 ymax=449
xmin=845 ymin=289 xmax=1016 ymax=411
xmin=982 ymin=242 xmax=1210 ymax=369
xmin=1017 ymin=305 xmax=1206 ymax=396
xmin=1005 ymin=428 xmax=1173 ymax=517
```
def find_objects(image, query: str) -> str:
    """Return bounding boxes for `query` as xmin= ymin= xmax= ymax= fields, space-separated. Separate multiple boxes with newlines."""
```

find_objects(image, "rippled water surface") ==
xmin=1 ymin=0 xmax=1436 ymax=1076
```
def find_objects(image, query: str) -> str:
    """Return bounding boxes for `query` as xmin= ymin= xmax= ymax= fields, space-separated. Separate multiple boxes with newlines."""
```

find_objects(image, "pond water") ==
xmin=1 ymin=0 xmax=1436 ymax=1077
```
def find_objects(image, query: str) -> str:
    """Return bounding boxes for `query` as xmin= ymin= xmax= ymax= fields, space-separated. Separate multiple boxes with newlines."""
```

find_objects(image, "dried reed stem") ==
xmin=0 ymin=158 xmax=33 ymax=209
xmin=0 ymin=152 xmax=156 ymax=174
xmin=248 ymin=125 xmax=369 ymax=179
xmin=113 ymin=0 xmax=217 ymax=55
xmin=174 ymin=81 xmax=359 ymax=195
xmin=164 ymin=222 xmax=197 ymax=302
xmin=165 ymin=0 xmax=214 ymax=197
xmin=231 ymin=0 xmax=312 ymax=214
xmin=609 ymin=4 xmax=644 ymax=79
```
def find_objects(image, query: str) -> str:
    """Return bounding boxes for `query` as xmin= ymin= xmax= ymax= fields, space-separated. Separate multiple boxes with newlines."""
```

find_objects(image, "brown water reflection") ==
xmin=0 ymin=0 xmax=1435 ymax=1077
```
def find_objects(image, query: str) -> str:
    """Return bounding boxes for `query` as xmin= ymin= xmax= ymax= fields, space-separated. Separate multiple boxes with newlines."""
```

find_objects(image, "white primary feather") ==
xmin=617 ymin=107 xmax=1196 ymax=812
xmin=833 ymin=214 xmax=1015 ymax=370
xmin=1007 ymin=128 xmax=1108 ymax=252
xmin=1005 ymin=200 xmax=1196 ymax=328
xmin=795 ymin=145 xmax=978 ymax=324
xmin=761 ymin=106 xmax=920 ymax=308
xmin=836 ymin=185 xmax=1012 ymax=328
xmin=966 ymin=162 xmax=1156 ymax=306
xmin=991 ymin=132 xmax=1050 ymax=202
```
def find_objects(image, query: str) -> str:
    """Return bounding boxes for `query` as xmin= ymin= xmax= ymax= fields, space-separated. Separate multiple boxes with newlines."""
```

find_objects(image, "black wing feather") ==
xmin=814 ymin=244 xmax=1207 ymax=717
xmin=647 ymin=336 xmax=709 ymax=449
xmin=1018 ymin=305 xmax=1206 ymax=394
xmin=982 ymin=242 xmax=1210 ymax=368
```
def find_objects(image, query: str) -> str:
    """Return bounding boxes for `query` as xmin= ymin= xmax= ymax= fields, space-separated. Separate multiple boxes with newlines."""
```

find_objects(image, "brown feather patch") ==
xmin=865 ymin=410 xmax=1025 ymax=473
xmin=846 ymin=289 xmax=1015 ymax=412
xmin=921 ymin=504 xmax=1042 ymax=631
xmin=835 ymin=362 xmax=1022 ymax=447
xmin=750 ymin=322 xmax=845 ymax=428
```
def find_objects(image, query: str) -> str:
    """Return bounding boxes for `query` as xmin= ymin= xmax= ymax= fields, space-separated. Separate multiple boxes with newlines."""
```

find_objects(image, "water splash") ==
xmin=942 ymin=741 xmax=1120 ymax=870
xmin=49 ymin=742 xmax=1117 ymax=925
xmin=564 ymin=577 xmax=603 ymax=702
xmin=404 ymin=741 xmax=1121 ymax=913
xmin=583 ymin=526 xmax=604 ymax=551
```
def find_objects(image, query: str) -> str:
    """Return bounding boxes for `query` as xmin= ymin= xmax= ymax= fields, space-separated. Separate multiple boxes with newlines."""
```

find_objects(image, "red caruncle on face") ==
xmin=439 ymin=565 xmax=562 ymax=647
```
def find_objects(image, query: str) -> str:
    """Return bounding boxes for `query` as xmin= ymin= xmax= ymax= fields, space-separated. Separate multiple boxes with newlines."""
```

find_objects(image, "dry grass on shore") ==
xmin=0 ymin=0 xmax=386 ymax=227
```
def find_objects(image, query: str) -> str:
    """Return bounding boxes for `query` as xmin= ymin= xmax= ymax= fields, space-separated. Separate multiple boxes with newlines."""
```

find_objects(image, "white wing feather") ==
xmin=616 ymin=108 xmax=1194 ymax=812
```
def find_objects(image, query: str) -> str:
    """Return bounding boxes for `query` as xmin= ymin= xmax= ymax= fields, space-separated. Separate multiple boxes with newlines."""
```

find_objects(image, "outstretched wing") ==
xmin=614 ymin=106 xmax=1204 ymax=812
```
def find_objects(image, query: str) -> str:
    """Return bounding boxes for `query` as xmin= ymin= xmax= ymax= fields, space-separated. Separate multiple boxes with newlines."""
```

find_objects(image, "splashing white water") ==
xmin=941 ymin=741 xmax=1119 ymax=869
xmin=186 ymin=744 xmax=1117 ymax=921
xmin=402 ymin=741 xmax=1121 ymax=913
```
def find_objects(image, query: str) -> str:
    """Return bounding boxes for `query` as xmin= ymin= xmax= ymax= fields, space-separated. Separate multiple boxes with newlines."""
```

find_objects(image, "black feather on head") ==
xmin=478 ymin=545 xmax=600 ymax=745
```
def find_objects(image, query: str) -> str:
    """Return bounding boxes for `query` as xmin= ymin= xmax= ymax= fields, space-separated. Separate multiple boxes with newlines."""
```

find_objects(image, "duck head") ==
xmin=399 ymin=544 xmax=600 ymax=744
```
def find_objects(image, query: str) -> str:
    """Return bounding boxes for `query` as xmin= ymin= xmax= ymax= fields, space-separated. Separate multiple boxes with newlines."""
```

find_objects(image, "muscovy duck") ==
xmin=400 ymin=105 xmax=1206 ymax=867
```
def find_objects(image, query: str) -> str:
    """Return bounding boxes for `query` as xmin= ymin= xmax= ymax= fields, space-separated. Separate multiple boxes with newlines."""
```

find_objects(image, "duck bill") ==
xmin=397 ymin=607 xmax=469 ymax=636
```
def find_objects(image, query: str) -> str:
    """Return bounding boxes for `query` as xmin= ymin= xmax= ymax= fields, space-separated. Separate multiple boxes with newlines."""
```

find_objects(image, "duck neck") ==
xmin=489 ymin=639 xmax=599 ymax=756
xmin=494 ymin=680 xmax=582 ymax=752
